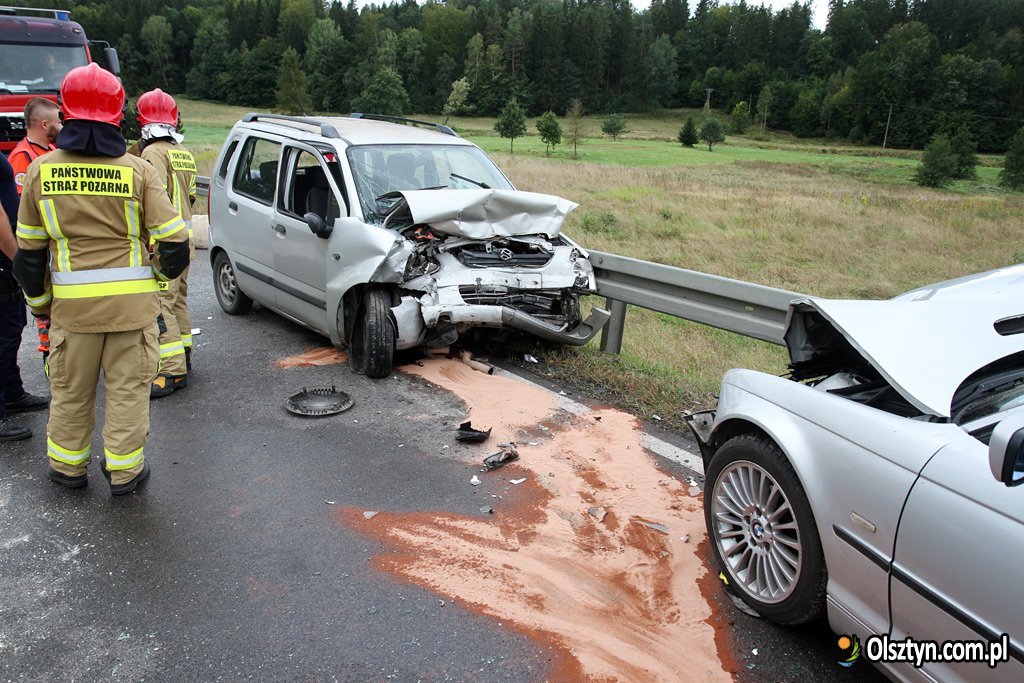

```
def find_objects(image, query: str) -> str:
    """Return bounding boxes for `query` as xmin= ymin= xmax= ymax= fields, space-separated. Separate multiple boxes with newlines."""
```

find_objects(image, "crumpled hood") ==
xmin=384 ymin=189 xmax=578 ymax=238
xmin=785 ymin=264 xmax=1024 ymax=418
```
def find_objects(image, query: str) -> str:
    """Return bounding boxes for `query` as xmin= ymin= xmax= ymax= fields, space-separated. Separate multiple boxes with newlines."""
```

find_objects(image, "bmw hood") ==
xmin=383 ymin=189 xmax=578 ymax=238
xmin=784 ymin=264 xmax=1024 ymax=418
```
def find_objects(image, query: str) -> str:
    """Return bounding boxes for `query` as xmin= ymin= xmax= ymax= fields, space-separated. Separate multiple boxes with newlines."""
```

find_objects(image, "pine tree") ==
xmin=1001 ymin=128 xmax=1024 ymax=190
xmin=277 ymin=48 xmax=310 ymax=115
xmin=699 ymin=116 xmax=725 ymax=151
xmin=678 ymin=116 xmax=698 ymax=147
xmin=730 ymin=101 xmax=751 ymax=134
xmin=915 ymin=135 xmax=957 ymax=188
xmin=495 ymin=98 xmax=527 ymax=153
xmin=949 ymin=126 xmax=977 ymax=180
xmin=601 ymin=113 xmax=627 ymax=140
xmin=537 ymin=111 xmax=562 ymax=154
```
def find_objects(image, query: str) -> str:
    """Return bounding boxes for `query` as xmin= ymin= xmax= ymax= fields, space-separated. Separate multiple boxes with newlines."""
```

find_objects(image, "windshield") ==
xmin=952 ymin=351 xmax=1024 ymax=424
xmin=0 ymin=44 xmax=88 ymax=93
xmin=347 ymin=144 xmax=514 ymax=223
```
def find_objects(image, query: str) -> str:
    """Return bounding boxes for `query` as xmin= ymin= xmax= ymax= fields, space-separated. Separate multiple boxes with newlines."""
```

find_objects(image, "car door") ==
xmin=888 ymin=435 xmax=1024 ymax=683
xmin=222 ymin=134 xmax=282 ymax=307
xmin=271 ymin=145 xmax=345 ymax=333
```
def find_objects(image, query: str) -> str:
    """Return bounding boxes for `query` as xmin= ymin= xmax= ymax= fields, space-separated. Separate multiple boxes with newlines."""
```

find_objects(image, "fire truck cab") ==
xmin=0 ymin=5 xmax=119 ymax=153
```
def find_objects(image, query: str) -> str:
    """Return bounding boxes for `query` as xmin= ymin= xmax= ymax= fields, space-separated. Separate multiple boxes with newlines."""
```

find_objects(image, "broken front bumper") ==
xmin=392 ymin=296 xmax=610 ymax=349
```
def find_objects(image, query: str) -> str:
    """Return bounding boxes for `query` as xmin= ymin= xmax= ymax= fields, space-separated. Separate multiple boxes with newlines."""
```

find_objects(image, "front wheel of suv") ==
xmin=213 ymin=251 xmax=253 ymax=315
xmin=348 ymin=288 xmax=395 ymax=379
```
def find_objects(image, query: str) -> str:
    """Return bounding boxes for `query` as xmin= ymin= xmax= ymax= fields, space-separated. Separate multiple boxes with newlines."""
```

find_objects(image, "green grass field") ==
xmin=177 ymin=99 xmax=1023 ymax=428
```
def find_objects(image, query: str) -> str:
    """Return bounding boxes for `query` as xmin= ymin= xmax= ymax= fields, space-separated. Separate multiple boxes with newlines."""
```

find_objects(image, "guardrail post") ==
xmin=599 ymin=298 xmax=626 ymax=354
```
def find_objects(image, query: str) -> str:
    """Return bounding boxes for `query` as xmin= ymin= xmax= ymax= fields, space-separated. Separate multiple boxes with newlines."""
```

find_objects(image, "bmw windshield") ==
xmin=347 ymin=144 xmax=514 ymax=224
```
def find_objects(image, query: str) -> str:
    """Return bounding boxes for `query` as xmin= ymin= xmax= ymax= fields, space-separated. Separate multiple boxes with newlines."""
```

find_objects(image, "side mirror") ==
xmin=304 ymin=212 xmax=331 ymax=239
xmin=104 ymin=47 xmax=121 ymax=76
xmin=989 ymin=413 xmax=1024 ymax=487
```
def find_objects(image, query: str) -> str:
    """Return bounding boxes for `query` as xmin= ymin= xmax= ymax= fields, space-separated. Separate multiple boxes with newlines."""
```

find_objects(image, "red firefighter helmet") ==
xmin=136 ymin=88 xmax=178 ymax=127
xmin=59 ymin=63 xmax=124 ymax=126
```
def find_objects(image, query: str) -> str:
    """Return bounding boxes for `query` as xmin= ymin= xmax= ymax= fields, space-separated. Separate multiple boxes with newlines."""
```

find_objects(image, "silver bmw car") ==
xmin=687 ymin=264 xmax=1024 ymax=682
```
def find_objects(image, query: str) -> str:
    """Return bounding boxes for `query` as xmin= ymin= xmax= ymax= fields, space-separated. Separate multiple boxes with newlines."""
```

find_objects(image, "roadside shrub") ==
xmin=1000 ymin=128 xmax=1024 ymax=190
xmin=678 ymin=116 xmax=698 ymax=147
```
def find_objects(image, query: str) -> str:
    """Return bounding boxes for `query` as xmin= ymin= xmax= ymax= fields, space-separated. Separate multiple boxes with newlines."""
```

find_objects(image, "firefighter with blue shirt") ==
xmin=13 ymin=63 xmax=189 ymax=495
xmin=132 ymin=89 xmax=197 ymax=398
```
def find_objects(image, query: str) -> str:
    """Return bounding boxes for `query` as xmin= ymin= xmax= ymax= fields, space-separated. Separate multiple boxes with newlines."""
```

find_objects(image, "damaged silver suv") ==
xmin=208 ymin=114 xmax=608 ymax=377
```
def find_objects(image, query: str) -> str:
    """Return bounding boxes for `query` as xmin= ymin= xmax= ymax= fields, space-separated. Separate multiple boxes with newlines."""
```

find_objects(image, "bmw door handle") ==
xmin=273 ymin=224 xmax=286 ymax=235
xmin=228 ymin=201 xmax=238 ymax=212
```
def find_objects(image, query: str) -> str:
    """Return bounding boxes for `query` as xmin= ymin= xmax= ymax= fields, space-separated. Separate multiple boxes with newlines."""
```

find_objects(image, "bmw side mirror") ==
xmin=303 ymin=212 xmax=331 ymax=239
xmin=989 ymin=414 xmax=1024 ymax=487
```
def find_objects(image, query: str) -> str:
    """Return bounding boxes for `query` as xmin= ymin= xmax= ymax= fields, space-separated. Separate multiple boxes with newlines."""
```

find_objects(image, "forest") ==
xmin=15 ymin=0 xmax=1024 ymax=152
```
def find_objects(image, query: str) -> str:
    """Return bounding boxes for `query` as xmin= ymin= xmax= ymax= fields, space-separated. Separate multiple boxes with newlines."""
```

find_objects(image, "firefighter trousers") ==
xmin=158 ymin=265 xmax=191 ymax=376
xmin=45 ymin=321 xmax=159 ymax=485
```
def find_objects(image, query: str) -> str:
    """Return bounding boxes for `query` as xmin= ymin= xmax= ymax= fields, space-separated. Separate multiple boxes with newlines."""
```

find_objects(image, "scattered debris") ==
xmin=594 ymin=416 xmax=602 ymax=422
xmin=681 ymin=534 xmax=690 ymax=543
xmin=363 ymin=511 xmax=379 ymax=520
xmin=523 ymin=354 xmax=539 ymax=364
xmin=587 ymin=506 xmax=608 ymax=522
xmin=470 ymin=475 xmax=482 ymax=486
xmin=480 ymin=506 xmax=494 ymax=514
xmin=456 ymin=421 xmax=492 ymax=443
xmin=558 ymin=390 xmax=567 ymax=396
xmin=730 ymin=594 xmax=762 ymax=618
xmin=635 ymin=519 xmax=670 ymax=534
xmin=483 ymin=443 xmax=519 ymax=470
xmin=689 ymin=486 xmax=701 ymax=497
xmin=752 ymin=648 xmax=759 ymax=656
xmin=719 ymin=571 xmax=730 ymax=586
xmin=459 ymin=350 xmax=495 ymax=375
xmin=652 ymin=415 xmax=662 ymax=422
xmin=190 ymin=328 xmax=202 ymax=335
xmin=510 ymin=478 xmax=526 ymax=485
xmin=325 ymin=500 xmax=336 ymax=505
xmin=687 ymin=477 xmax=699 ymax=487
xmin=286 ymin=386 xmax=354 ymax=416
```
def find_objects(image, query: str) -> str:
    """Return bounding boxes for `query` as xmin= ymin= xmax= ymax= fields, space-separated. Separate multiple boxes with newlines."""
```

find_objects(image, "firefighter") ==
xmin=13 ymin=63 xmax=189 ymax=495
xmin=132 ymin=89 xmax=197 ymax=398
xmin=9 ymin=98 xmax=62 ymax=194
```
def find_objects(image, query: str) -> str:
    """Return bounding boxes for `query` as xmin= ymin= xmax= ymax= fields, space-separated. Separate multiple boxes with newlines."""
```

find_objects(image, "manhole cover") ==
xmin=286 ymin=386 xmax=354 ymax=417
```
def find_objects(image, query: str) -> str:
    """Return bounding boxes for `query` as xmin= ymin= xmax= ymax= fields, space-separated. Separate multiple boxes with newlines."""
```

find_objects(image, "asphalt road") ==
xmin=0 ymin=254 xmax=885 ymax=682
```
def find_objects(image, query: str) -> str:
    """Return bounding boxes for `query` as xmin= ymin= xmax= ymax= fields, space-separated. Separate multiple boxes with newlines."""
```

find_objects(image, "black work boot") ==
xmin=48 ymin=467 xmax=87 ymax=489
xmin=150 ymin=374 xmax=187 ymax=399
xmin=185 ymin=347 xmax=192 ymax=372
xmin=0 ymin=418 xmax=31 ymax=441
xmin=5 ymin=392 xmax=49 ymax=414
xmin=101 ymin=462 xmax=150 ymax=496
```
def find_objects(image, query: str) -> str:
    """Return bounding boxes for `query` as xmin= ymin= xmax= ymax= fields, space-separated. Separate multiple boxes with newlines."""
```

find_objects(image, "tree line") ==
xmin=17 ymin=0 xmax=1024 ymax=153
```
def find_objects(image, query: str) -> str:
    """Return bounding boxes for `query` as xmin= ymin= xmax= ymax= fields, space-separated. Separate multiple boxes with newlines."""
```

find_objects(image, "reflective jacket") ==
xmin=8 ymin=137 xmax=54 ymax=195
xmin=14 ymin=150 xmax=189 ymax=332
xmin=137 ymin=138 xmax=197 ymax=258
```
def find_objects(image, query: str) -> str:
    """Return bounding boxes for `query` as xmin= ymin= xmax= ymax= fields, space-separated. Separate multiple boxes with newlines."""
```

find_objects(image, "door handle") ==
xmin=273 ymin=224 xmax=286 ymax=235
xmin=228 ymin=201 xmax=238 ymax=211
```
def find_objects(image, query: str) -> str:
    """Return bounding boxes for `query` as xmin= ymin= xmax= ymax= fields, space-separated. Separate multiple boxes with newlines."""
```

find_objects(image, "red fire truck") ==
xmin=0 ymin=5 xmax=119 ymax=153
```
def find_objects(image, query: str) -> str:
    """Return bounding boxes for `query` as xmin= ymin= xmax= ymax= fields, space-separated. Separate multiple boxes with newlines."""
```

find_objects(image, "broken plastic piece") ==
xmin=456 ymin=421 xmax=492 ymax=443
xmin=587 ymin=506 xmax=607 ymax=522
xmin=286 ymin=386 xmax=354 ymax=416
xmin=363 ymin=511 xmax=379 ymax=520
xmin=190 ymin=328 xmax=202 ymax=335
xmin=509 ymin=478 xmax=526 ymax=485
xmin=325 ymin=500 xmax=336 ymax=505
xmin=635 ymin=519 xmax=670 ymax=534
xmin=480 ymin=506 xmax=494 ymax=514
xmin=470 ymin=475 xmax=482 ymax=486
xmin=523 ymin=354 xmax=539 ymax=363
xmin=719 ymin=571 xmax=730 ymax=586
xmin=729 ymin=593 xmax=761 ymax=617
xmin=483 ymin=443 xmax=519 ymax=470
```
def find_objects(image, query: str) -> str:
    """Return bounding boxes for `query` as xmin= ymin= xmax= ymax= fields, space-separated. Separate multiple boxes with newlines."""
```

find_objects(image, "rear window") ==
xmin=232 ymin=137 xmax=280 ymax=205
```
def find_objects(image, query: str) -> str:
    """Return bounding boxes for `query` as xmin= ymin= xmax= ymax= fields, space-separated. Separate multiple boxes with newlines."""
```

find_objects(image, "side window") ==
xmin=215 ymin=139 xmax=239 ymax=185
xmin=232 ymin=136 xmax=280 ymax=205
xmin=282 ymin=148 xmax=344 ymax=223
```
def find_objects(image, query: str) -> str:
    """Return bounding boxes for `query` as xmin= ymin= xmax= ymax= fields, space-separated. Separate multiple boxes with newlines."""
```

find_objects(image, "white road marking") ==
xmin=492 ymin=367 xmax=704 ymax=476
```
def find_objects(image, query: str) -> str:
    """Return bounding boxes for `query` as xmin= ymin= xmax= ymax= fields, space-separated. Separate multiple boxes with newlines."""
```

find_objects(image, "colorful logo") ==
xmin=837 ymin=634 xmax=861 ymax=667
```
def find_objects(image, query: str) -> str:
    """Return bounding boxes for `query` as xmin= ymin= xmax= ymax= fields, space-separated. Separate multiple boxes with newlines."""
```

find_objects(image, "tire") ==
xmin=704 ymin=434 xmax=827 ymax=625
xmin=213 ymin=251 xmax=253 ymax=315
xmin=348 ymin=289 xmax=394 ymax=378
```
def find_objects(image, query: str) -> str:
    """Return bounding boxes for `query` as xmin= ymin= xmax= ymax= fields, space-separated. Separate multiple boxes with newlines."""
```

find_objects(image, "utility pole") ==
xmin=704 ymin=88 xmax=714 ymax=110
xmin=882 ymin=104 xmax=893 ymax=149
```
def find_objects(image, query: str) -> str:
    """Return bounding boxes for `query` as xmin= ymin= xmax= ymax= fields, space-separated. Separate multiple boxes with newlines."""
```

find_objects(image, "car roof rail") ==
xmin=241 ymin=113 xmax=341 ymax=139
xmin=349 ymin=113 xmax=459 ymax=138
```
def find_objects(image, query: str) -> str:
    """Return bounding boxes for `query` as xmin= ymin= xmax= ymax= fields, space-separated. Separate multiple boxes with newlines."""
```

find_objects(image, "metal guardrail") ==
xmin=196 ymin=175 xmax=804 ymax=351
xmin=588 ymin=250 xmax=806 ymax=354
